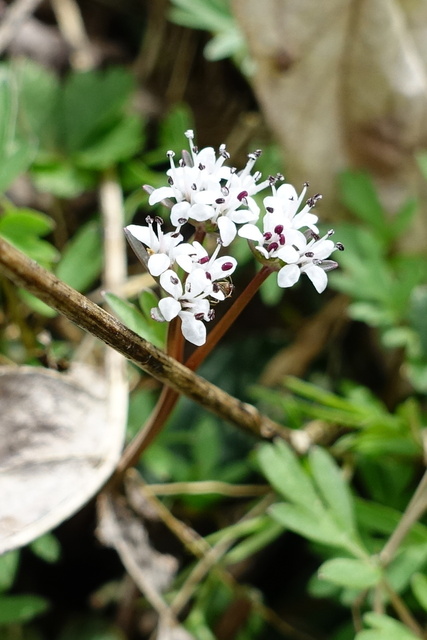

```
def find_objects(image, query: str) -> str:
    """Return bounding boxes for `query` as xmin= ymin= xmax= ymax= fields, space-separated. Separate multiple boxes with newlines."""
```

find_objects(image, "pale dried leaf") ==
xmin=233 ymin=0 xmax=427 ymax=248
xmin=97 ymin=493 xmax=178 ymax=611
xmin=0 ymin=366 xmax=126 ymax=554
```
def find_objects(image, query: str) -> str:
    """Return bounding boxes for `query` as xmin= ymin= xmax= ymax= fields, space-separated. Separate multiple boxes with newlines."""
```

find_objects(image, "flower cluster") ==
xmin=125 ymin=130 xmax=343 ymax=346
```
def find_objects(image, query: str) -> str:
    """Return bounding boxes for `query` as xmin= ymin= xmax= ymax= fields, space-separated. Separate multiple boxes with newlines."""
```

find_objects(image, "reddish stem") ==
xmin=185 ymin=265 xmax=272 ymax=371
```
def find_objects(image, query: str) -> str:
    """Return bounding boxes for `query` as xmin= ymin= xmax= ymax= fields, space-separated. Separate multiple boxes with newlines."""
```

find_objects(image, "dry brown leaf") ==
xmin=0 ymin=365 xmax=126 ymax=554
xmin=232 ymin=0 xmax=427 ymax=248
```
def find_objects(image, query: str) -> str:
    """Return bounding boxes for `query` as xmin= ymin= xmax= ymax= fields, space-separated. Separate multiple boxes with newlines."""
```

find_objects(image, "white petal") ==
xmin=276 ymin=245 xmax=300 ymax=263
xmin=277 ymin=264 xmax=301 ymax=288
xmin=285 ymin=229 xmax=307 ymax=250
xmin=159 ymin=297 xmax=181 ymax=321
xmin=147 ymin=253 xmax=171 ymax=276
xmin=304 ymin=264 xmax=328 ymax=293
xmin=179 ymin=311 xmax=207 ymax=346
xmin=217 ymin=216 xmax=237 ymax=246
xmin=148 ymin=186 xmax=175 ymax=205
xmin=208 ymin=256 xmax=237 ymax=280
xmin=314 ymin=239 xmax=335 ymax=260
xmin=189 ymin=203 xmax=214 ymax=222
xmin=171 ymin=201 xmax=191 ymax=226
xmin=125 ymin=224 xmax=152 ymax=245
xmin=159 ymin=269 xmax=183 ymax=297
xmin=238 ymin=223 xmax=263 ymax=241
xmin=186 ymin=268 xmax=210 ymax=297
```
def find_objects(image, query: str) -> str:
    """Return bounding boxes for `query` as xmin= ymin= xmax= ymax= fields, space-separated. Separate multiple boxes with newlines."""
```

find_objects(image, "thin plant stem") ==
xmin=0 ymin=237 xmax=290 ymax=443
xmin=115 ymin=265 xmax=274 ymax=474
xmin=380 ymin=468 xmax=427 ymax=567
xmin=185 ymin=265 xmax=273 ymax=371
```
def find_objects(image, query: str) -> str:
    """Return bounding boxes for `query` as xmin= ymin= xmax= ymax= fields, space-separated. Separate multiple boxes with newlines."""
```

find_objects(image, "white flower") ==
xmin=263 ymin=182 xmax=320 ymax=233
xmin=146 ymin=130 xmax=272 ymax=246
xmin=178 ymin=240 xmax=237 ymax=287
xmin=125 ymin=218 xmax=192 ymax=277
xmin=152 ymin=268 xmax=218 ymax=346
xmin=239 ymin=209 xmax=307 ymax=263
xmin=277 ymin=231 xmax=343 ymax=293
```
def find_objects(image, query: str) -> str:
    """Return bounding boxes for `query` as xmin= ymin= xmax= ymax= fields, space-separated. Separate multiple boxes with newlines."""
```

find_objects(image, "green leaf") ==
xmin=104 ymin=293 xmax=165 ymax=348
xmin=56 ymin=220 xmax=103 ymax=292
xmin=339 ymin=171 xmax=386 ymax=238
xmin=0 ymin=551 xmax=19 ymax=592
xmin=411 ymin=572 xmax=427 ymax=611
xmin=74 ymin=115 xmax=142 ymax=169
xmin=138 ymin=289 xmax=159 ymax=318
xmin=18 ymin=289 xmax=57 ymax=317
xmin=355 ymin=612 xmax=419 ymax=640
xmin=0 ymin=594 xmax=48 ymax=625
xmin=269 ymin=503 xmax=346 ymax=547
xmin=29 ymin=533 xmax=61 ymax=564
xmin=61 ymin=68 xmax=135 ymax=154
xmin=15 ymin=58 xmax=61 ymax=150
xmin=309 ymin=447 xmax=356 ymax=535
xmin=257 ymin=441 xmax=320 ymax=511
xmin=0 ymin=208 xmax=54 ymax=236
xmin=31 ymin=160 xmax=95 ymax=198
xmin=0 ymin=65 xmax=37 ymax=193
xmin=318 ymin=558 xmax=381 ymax=590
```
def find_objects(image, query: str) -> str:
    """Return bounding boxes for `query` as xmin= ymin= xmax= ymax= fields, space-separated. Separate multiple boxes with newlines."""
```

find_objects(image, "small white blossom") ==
xmin=146 ymin=131 xmax=272 ymax=246
xmin=277 ymin=231 xmax=343 ymax=293
xmin=125 ymin=218 xmax=193 ymax=277
xmin=152 ymin=268 xmax=219 ymax=346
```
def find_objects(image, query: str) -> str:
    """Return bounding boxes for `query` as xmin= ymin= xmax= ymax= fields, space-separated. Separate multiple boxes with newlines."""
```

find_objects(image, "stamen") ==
xmin=263 ymin=232 xmax=272 ymax=240
xmin=237 ymin=190 xmax=248 ymax=202
xmin=178 ymin=218 xmax=187 ymax=225
xmin=191 ymin=183 xmax=197 ymax=190
xmin=274 ymin=224 xmax=284 ymax=234
xmin=170 ymin=275 xmax=179 ymax=285
xmin=199 ymin=256 xmax=210 ymax=264
xmin=195 ymin=312 xmax=205 ymax=320
xmin=198 ymin=163 xmax=205 ymax=170
xmin=279 ymin=234 xmax=285 ymax=245
xmin=336 ymin=242 xmax=345 ymax=251
xmin=305 ymin=252 xmax=314 ymax=258
xmin=221 ymin=262 xmax=233 ymax=271
xmin=208 ymin=309 xmax=215 ymax=321
xmin=154 ymin=216 xmax=163 ymax=225
xmin=266 ymin=207 xmax=274 ymax=213
xmin=267 ymin=242 xmax=279 ymax=252
xmin=145 ymin=215 xmax=153 ymax=225
xmin=215 ymin=198 xmax=225 ymax=204
xmin=168 ymin=177 xmax=174 ymax=185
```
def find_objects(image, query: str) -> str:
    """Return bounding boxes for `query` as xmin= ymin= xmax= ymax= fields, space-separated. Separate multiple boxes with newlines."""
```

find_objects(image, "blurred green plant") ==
xmin=169 ymin=0 xmax=253 ymax=74
xmin=331 ymin=170 xmax=427 ymax=391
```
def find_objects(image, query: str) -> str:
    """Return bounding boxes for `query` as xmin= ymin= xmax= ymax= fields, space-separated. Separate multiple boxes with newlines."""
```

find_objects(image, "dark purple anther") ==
xmin=199 ymin=256 xmax=209 ymax=264
xmin=279 ymin=234 xmax=285 ymax=245
xmin=237 ymin=191 xmax=248 ymax=202
xmin=198 ymin=163 xmax=205 ymax=170
xmin=305 ymin=252 xmax=314 ymax=258
xmin=274 ymin=224 xmax=284 ymax=234
xmin=170 ymin=275 xmax=179 ymax=285
xmin=267 ymin=242 xmax=279 ymax=252
xmin=215 ymin=198 xmax=225 ymax=204
xmin=263 ymin=232 xmax=272 ymax=241
xmin=195 ymin=312 xmax=205 ymax=320
xmin=221 ymin=262 xmax=233 ymax=271
xmin=336 ymin=242 xmax=345 ymax=251
xmin=266 ymin=207 xmax=274 ymax=213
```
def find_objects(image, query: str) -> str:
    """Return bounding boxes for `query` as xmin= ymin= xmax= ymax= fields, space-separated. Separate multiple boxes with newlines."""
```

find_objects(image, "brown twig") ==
xmin=0 ymin=236 xmax=290 ymax=443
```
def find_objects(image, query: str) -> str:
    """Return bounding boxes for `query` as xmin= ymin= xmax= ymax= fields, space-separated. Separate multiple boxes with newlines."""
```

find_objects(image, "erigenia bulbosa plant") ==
xmin=125 ymin=129 xmax=344 ymax=360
